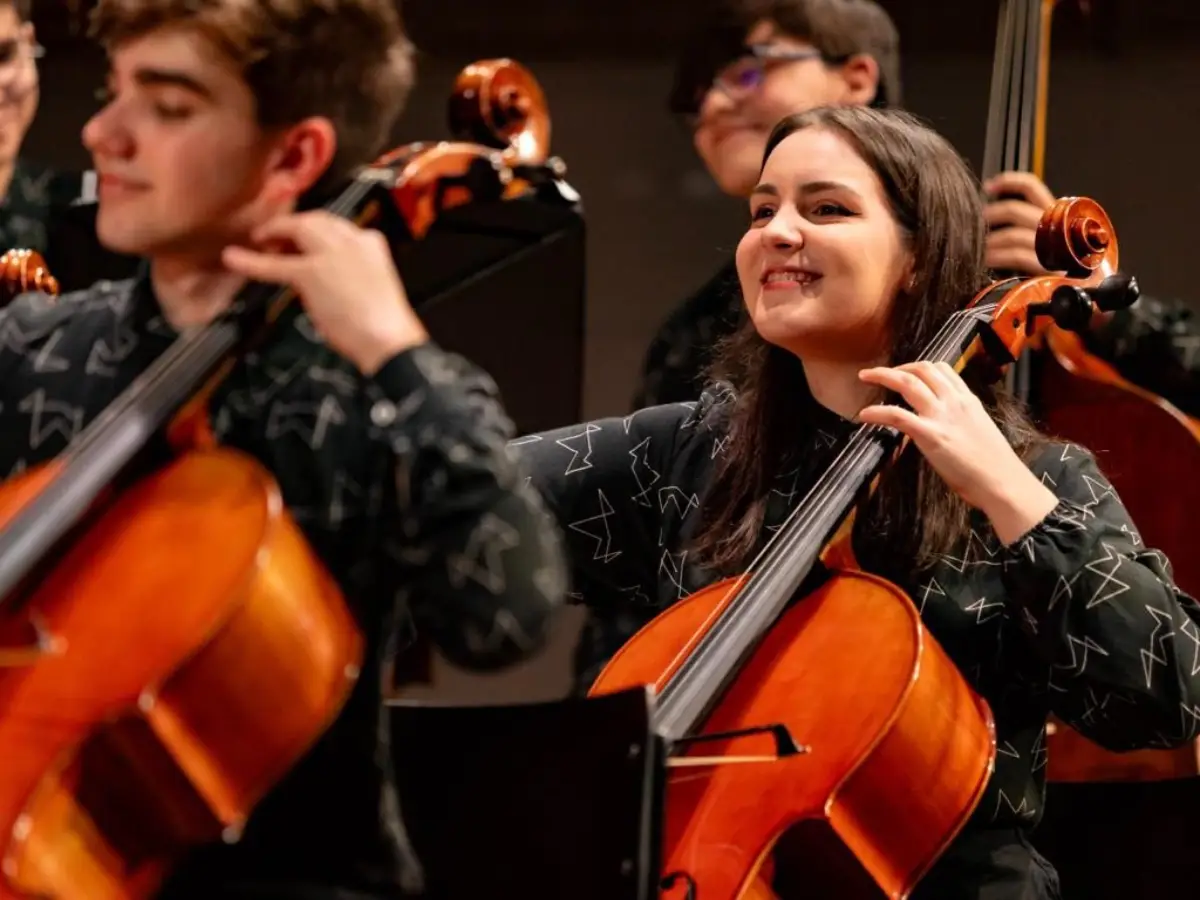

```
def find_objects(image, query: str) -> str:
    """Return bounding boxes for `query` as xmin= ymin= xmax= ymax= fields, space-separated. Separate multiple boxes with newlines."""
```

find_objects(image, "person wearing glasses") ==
xmin=0 ymin=0 xmax=78 ymax=256
xmin=631 ymin=0 xmax=1200 ymax=422
xmin=0 ymin=0 xmax=140 ymax=293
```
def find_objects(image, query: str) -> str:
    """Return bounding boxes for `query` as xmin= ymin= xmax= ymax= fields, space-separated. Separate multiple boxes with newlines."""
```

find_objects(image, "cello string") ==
xmin=659 ymin=304 xmax=984 ymax=684
xmin=656 ymin=301 xmax=1000 ymax=697
xmin=58 ymin=171 xmax=383 ymax=465
xmin=0 ymin=172 xmax=390 ymax=591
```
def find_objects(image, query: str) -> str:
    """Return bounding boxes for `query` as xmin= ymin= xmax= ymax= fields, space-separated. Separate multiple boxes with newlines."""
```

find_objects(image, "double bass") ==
xmin=590 ymin=197 xmax=1139 ymax=898
xmin=983 ymin=0 xmax=1200 ymax=783
xmin=0 ymin=58 xmax=561 ymax=900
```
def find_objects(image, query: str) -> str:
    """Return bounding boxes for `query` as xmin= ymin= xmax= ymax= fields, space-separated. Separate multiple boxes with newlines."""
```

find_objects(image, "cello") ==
xmin=590 ymin=196 xmax=1139 ymax=899
xmin=0 ymin=58 xmax=560 ymax=900
xmin=983 ymin=0 xmax=1200 ymax=783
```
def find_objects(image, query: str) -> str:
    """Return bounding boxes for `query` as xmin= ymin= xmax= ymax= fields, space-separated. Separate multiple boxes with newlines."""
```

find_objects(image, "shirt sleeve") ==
xmin=367 ymin=341 xmax=569 ymax=672
xmin=509 ymin=397 xmax=709 ymax=611
xmin=0 ymin=291 xmax=66 ymax=386
xmin=1001 ymin=441 xmax=1200 ymax=751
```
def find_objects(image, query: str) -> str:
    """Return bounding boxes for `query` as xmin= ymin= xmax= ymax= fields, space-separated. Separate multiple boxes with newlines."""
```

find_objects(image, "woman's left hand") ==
xmin=857 ymin=361 xmax=1059 ymax=544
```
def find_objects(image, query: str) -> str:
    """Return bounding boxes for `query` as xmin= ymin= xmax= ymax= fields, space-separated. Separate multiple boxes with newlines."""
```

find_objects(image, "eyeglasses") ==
xmin=679 ymin=43 xmax=829 ymax=129
xmin=716 ymin=45 xmax=825 ymax=96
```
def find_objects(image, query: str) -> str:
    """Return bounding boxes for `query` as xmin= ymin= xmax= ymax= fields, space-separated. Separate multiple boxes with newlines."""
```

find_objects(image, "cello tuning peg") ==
xmin=1034 ymin=272 xmax=1140 ymax=334
xmin=1085 ymin=271 xmax=1139 ymax=313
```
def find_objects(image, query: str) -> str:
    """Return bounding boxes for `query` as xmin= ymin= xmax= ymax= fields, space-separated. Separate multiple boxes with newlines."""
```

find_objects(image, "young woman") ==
xmin=512 ymin=105 xmax=1200 ymax=899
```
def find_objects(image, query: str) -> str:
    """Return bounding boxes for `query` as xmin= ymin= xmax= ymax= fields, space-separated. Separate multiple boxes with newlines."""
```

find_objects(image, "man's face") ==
xmin=692 ymin=20 xmax=877 ymax=198
xmin=82 ymin=25 xmax=318 ymax=263
xmin=0 ymin=5 xmax=40 ymax=168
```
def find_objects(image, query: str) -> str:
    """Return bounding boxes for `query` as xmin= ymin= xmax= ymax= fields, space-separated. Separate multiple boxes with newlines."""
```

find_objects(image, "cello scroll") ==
xmin=0 ymin=248 xmax=59 ymax=306
xmin=377 ymin=58 xmax=569 ymax=240
xmin=963 ymin=197 xmax=1137 ymax=380
xmin=448 ymin=58 xmax=552 ymax=163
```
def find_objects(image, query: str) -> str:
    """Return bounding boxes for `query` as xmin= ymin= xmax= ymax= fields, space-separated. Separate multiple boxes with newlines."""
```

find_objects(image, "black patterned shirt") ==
xmin=0 ymin=270 xmax=568 ymax=898
xmin=0 ymin=158 xmax=80 ymax=254
xmin=512 ymin=389 xmax=1200 ymax=898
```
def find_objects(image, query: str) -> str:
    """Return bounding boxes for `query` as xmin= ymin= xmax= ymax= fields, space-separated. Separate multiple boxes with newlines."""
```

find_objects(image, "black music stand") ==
xmin=387 ymin=686 xmax=664 ymax=900
xmin=381 ymin=180 xmax=587 ymax=435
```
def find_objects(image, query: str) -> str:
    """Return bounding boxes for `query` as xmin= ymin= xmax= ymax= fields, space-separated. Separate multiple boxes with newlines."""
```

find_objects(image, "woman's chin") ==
xmin=751 ymin=313 xmax=815 ymax=352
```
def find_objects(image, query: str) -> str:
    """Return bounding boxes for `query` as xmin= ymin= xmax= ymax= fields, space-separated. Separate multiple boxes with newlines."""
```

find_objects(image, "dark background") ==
xmin=25 ymin=0 xmax=1200 ymax=698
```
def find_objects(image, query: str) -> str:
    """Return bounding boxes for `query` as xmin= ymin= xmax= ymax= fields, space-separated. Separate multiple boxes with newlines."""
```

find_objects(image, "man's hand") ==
xmin=982 ymin=171 xmax=1057 ymax=276
xmin=222 ymin=210 xmax=428 ymax=375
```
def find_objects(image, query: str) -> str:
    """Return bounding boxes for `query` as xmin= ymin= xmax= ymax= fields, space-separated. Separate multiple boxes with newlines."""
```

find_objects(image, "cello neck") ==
xmin=652 ymin=302 xmax=1003 ymax=743
xmin=0 ymin=173 xmax=382 ymax=607
xmin=985 ymin=0 xmax=1057 ymax=400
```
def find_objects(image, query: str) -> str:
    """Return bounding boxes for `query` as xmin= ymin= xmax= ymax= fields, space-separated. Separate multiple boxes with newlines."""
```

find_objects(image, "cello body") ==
xmin=0 ymin=449 xmax=362 ymax=900
xmin=591 ymin=568 xmax=996 ymax=900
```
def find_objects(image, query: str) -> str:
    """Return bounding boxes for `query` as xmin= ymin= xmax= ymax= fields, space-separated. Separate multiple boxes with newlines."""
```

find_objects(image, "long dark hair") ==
xmin=690 ymin=105 xmax=1046 ymax=578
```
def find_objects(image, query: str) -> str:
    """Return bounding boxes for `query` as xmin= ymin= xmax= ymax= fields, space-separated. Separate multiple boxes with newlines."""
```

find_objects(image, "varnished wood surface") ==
xmin=591 ymin=570 xmax=996 ymax=900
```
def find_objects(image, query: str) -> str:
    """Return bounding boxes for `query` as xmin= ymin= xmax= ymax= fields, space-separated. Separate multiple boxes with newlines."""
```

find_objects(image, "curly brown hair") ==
xmin=690 ymin=105 xmax=1046 ymax=580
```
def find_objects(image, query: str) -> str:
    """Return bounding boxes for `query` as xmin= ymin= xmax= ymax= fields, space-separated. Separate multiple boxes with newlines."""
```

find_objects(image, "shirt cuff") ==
xmin=368 ymin=341 xmax=441 ymax=402
xmin=1001 ymin=497 xmax=1102 ymax=615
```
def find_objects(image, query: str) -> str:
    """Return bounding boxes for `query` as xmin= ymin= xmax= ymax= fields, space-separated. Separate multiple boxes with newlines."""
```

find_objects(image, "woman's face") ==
xmin=735 ymin=125 xmax=912 ymax=365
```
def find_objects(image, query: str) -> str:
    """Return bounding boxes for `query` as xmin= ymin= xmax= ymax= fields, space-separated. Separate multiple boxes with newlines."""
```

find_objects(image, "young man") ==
xmin=0 ymin=0 xmax=567 ymax=897
xmin=634 ymin=0 xmax=1200 ymax=419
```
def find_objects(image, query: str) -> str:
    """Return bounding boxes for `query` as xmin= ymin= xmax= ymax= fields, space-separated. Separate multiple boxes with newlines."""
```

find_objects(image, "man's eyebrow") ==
xmin=131 ymin=66 xmax=214 ymax=100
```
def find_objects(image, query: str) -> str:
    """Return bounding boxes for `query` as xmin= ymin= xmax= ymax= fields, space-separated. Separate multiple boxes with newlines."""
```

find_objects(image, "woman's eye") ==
xmin=813 ymin=202 xmax=849 ymax=216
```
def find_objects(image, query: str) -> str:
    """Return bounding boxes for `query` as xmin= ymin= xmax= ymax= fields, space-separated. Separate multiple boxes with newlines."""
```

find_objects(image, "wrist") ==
xmin=979 ymin=466 xmax=1060 ymax=546
xmin=352 ymin=321 xmax=429 ymax=377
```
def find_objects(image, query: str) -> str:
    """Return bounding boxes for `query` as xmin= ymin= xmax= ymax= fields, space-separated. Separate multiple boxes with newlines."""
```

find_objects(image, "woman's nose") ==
xmin=761 ymin=210 xmax=804 ymax=250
